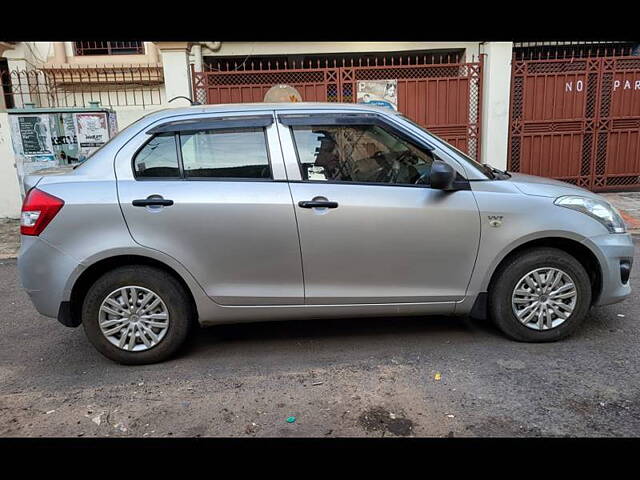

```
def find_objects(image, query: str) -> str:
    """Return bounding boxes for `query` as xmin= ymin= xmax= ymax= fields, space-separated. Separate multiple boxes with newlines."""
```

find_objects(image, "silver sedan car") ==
xmin=18 ymin=103 xmax=633 ymax=364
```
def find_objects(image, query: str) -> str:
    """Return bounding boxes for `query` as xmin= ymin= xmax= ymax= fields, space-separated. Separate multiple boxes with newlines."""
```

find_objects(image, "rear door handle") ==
xmin=298 ymin=200 xmax=339 ymax=209
xmin=132 ymin=197 xmax=174 ymax=207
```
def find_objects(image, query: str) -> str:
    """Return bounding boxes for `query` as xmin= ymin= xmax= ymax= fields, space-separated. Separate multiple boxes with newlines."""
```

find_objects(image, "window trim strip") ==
xmin=147 ymin=115 xmax=274 ymax=134
xmin=278 ymin=113 xmax=435 ymax=152
xmin=134 ymin=128 xmax=274 ymax=181
xmin=284 ymin=116 xmax=472 ymax=189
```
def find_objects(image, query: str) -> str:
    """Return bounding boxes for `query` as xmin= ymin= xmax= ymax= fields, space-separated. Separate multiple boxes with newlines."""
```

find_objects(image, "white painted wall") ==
xmin=479 ymin=42 xmax=513 ymax=169
xmin=160 ymin=49 xmax=193 ymax=107
xmin=202 ymin=42 xmax=482 ymax=58
xmin=0 ymin=113 xmax=24 ymax=218
xmin=3 ymin=42 xmax=52 ymax=67
xmin=113 ymin=106 xmax=166 ymax=129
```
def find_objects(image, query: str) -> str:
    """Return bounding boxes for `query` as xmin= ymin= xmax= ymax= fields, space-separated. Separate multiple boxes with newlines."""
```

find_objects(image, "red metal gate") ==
xmin=508 ymin=54 xmax=640 ymax=191
xmin=192 ymin=56 xmax=483 ymax=160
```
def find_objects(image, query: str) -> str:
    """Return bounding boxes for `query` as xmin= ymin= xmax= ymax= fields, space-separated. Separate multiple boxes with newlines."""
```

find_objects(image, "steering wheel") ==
xmin=414 ymin=169 xmax=431 ymax=185
xmin=395 ymin=150 xmax=414 ymax=164
xmin=386 ymin=150 xmax=417 ymax=183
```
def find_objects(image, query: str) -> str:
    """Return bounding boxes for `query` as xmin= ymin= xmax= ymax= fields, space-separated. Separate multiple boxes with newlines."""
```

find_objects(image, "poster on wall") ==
xmin=16 ymin=115 xmax=54 ymax=155
xmin=9 ymin=115 xmax=58 ymax=186
xmin=356 ymin=80 xmax=398 ymax=110
xmin=50 ymin=112 xmax=81 ymax=164
xmin=74 ymin=112 xmax=109 ymax=151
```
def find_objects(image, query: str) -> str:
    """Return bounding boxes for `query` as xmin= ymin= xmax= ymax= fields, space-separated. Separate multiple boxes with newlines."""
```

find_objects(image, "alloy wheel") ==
xmin=98 ymin=286 xmax=170 ymax=351
xmin=511 ymin=267 xmax=577 ymax=331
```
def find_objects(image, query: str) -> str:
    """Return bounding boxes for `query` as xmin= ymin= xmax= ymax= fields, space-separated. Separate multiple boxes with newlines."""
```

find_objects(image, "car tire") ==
xmin=82 ymin=265 xmax=194 ymax=365
xmin=488 ymin=247 xmax=592 ymax=342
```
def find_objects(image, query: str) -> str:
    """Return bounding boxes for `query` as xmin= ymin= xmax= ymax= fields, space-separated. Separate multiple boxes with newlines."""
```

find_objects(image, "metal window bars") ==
xmin=74 ymin=41 xmax=145 ymax=56
xmin=513 ymin=41 xmax=639 ymax=61
xmin=1 ymin=64 xmax=164 ymax=108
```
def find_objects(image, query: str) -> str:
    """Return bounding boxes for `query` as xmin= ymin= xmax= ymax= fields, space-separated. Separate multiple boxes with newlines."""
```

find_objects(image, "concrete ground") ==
xmin=1 ymin=239 xmax=639 ymax=437
xmin=0 ymin=219 xmax=19 ymax=260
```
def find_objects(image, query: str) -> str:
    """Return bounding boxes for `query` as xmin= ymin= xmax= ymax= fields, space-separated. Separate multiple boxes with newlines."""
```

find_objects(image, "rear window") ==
xmin=133 ymin=133 xmax=181 ymax=178
xmin=133 ymin=127 xmax=272 ymax=180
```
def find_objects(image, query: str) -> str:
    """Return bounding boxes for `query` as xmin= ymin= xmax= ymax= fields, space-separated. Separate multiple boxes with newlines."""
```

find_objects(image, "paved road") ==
xmin=1 ymin=240 xmax=639 ymax=437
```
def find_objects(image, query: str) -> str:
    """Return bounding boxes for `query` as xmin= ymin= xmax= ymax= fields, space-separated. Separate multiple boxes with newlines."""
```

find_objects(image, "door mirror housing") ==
xmin=430 ymin=160 xmax=456 ymax=190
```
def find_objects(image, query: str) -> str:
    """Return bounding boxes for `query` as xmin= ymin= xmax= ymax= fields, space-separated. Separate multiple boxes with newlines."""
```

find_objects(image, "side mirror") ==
xmin=429 ymin=160 xmax=456 ymax=190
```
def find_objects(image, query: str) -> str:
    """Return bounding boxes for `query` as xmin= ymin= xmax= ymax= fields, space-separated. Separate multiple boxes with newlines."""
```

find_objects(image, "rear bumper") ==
xmin=582 ymin=233 xmax=634 ymax=306
xmin=18 ymin=236 xmax=82 ymax=320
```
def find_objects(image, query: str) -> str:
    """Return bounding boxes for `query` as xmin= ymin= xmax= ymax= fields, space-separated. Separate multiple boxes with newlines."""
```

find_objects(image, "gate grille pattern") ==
xmin=508 ymin=55 xmax=640 ymax=191
xmin=192 ymin=57 xmax=483 ymax=160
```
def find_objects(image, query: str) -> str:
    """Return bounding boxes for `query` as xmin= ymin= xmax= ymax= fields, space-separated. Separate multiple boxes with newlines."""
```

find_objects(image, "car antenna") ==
xmin=168 ymin=96 xmax=201 ymax=106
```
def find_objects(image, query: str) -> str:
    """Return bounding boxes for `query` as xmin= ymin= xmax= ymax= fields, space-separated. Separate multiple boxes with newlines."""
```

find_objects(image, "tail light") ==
xmin=20 ymin=188 xmax=64 ymax=236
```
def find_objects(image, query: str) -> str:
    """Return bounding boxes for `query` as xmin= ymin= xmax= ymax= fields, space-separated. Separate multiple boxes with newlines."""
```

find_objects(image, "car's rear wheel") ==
xmin=488 ymin=247 xmax=592 ymax=342
xmin=82 ymin=265 xmax=193 ymax=364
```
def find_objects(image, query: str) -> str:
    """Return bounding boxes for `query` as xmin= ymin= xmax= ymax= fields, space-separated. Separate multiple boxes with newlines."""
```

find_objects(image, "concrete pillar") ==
xmin=146 ymin=42 xmax=160 ymax=63
xmin=154 ymin=42 xmax=193 ymax=107
xmin=463 ymin=44 xmax=481 ymax=63
xmin=52 ymin=42 xmax=67 ymax=64
xmin=480 ymin=42 xmax=513 ymax=170
xmin=192 ymin=44 xmax=203 ymax=73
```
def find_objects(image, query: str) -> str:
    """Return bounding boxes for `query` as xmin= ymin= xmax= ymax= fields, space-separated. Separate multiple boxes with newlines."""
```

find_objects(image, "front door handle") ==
xmin=298 ymin=200 xmax=339 ymax=209
xmin=132 ymin=197 xmax=174 ymax=207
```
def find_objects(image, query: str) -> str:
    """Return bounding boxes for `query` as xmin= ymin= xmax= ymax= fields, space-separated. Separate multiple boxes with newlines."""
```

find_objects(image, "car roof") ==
xmin=145 ymin=102 xmax=401 ymax=120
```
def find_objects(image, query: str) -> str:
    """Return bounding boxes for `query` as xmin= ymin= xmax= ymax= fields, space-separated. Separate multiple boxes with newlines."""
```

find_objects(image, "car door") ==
xmin=276 ymin=111 xmax=481 ymax=305
xmin=115 ymin=112 xmax=304 ymax=306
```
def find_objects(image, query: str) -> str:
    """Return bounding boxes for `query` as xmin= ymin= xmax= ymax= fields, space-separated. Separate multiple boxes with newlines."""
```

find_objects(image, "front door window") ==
xmin=291 ymin=124 xmax=435 ymax=185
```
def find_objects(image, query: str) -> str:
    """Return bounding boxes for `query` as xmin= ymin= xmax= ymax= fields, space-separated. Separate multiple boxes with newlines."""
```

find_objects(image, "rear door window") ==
xmin=179 ymin=128 xmax=271 ymax=179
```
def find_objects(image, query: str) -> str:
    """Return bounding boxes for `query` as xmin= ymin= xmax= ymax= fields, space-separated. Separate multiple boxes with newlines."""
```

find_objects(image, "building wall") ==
xmin=0 ymin=113 xmax=24 ymax=218
xmin=2 ymin=42 xmax=160 ymax=67
xmin=200 ymin=41 xmax=482 ymax=62
xmin=58 ymin=42 xmax=160 ymax=65
xmin=2 ymin=42 xmax=165 ymax=110
xmin=113 ymin=106 xmax=166 ymax=129
xmin=0 ymin=41 xmax=516 ymax=218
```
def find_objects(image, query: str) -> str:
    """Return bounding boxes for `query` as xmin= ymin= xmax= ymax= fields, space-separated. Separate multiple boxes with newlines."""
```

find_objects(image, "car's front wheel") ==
xmin=82 ymin=265 xmax=194 ymax=364
xmin=488 ymin=247 xmax=592 ymax=342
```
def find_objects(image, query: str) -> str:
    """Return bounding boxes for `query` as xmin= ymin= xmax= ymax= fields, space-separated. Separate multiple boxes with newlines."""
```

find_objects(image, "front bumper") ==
xmin=18 ymin=236 xmax=82 ymax=319
xmin=582 ymin=233 xmax=634 ymax=306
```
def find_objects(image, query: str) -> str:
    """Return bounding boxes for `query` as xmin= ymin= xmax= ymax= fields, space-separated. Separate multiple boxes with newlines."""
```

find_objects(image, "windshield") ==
xmin=398 ymin=114 xmax=495 ymax=179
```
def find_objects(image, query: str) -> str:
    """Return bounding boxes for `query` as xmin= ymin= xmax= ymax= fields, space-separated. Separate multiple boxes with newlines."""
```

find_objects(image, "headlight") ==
xmin=554 ymin=195 xmax=626 ymax=233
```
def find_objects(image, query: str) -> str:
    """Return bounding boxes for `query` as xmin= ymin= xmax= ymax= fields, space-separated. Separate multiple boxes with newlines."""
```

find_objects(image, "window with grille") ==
xmin=74 ymin=41 xmax=145 ymax=56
